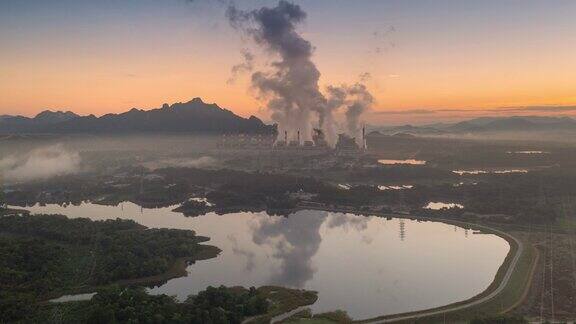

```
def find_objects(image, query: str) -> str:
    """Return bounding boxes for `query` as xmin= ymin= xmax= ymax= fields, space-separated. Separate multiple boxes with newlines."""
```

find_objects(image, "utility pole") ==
xmin=0 ymin=171 xmax=6 ymax=211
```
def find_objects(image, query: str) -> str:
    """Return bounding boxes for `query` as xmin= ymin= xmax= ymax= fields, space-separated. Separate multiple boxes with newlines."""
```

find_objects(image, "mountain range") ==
xmin=3 ymin=101 xmax=574 ymax=137
xmin=375 ymin=116 xmax=576 ymax=136
xmin=0 ymin=98 xmax=276 ymax=135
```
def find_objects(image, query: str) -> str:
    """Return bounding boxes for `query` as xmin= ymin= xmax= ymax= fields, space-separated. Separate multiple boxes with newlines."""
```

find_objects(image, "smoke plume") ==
xmin=0 ymin=144 xmax=81 ymax=183
xmin=226 ymin=0 xmax=373 ymax=144
xmin=227 ymin=49 xmax=255 ymax=84
xmin=343 ymin=82 xmax=374 ymax=138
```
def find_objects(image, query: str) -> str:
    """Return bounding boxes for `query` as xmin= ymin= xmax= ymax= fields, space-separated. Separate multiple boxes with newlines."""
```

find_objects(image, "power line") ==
xmin=561 ymin=198 xmax=576 ymax=290
xmin=539 ymin=224 xmax=547 ymax=322
xmin=549 ymin=224 xmax=555 ymax=322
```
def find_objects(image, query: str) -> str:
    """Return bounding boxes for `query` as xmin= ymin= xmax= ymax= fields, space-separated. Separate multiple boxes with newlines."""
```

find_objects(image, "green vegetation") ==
xmin=30 ymin=285 xmax=269 ymax=324
xmin=3 ymin=162 xmax=570 ymax=225
xmin=284 ymin=309 xmax=352 ymax=324
xmin=0 ymin=186 xmax=6 ymax=212
xmin=81 ymin=287 xmax=268 ymax=324
xmin=26 ymin=285 xmax=317 ymax=324
xmin=249 ymin=286 xmax=318 ymax=323
xmin=0 ymin=214 xmax=220 ymax=323
xmin=173 ymin=199 xmax=210 ymax=217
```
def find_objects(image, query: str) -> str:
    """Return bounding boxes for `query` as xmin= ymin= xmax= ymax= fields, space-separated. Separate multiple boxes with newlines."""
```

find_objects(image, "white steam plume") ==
xmin=226 ymin=0 xmax=374 ymax=145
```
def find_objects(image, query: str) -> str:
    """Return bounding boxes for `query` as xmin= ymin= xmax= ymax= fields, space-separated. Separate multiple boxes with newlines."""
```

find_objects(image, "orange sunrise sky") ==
xmin=1 ymin=0 xmax=576 ymax=125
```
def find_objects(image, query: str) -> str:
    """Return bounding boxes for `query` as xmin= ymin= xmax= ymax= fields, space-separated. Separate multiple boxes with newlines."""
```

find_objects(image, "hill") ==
xmin=0 ymin=98 xmax=276 ymax=135
xmin=373 ymin=116 xmax=576 ymax=136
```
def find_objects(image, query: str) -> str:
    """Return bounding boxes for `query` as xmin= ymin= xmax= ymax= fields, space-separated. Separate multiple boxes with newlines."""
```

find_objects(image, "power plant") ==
xmin=218 ymin=126 xmax=368 ymax=156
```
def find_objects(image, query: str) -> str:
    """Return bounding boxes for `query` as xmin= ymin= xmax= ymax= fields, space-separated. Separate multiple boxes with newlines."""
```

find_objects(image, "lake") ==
xmin=21 ymin=202 xmax=509 ymax=320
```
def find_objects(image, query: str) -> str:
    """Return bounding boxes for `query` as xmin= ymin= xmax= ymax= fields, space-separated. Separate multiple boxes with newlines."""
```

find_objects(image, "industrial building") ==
xmin=218 ymin=126 xmax=367 ymax=156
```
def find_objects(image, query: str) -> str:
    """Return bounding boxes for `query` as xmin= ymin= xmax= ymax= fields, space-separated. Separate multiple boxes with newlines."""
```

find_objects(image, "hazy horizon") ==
xmin=5 ymin=97 xmax=576 ymax=128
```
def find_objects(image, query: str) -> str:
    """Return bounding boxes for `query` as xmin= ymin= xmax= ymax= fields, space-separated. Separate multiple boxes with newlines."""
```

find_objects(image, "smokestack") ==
xmin=284 ymin=130 xmax=288 ymax=144
xmin=362 ymin=125 xmax=366 ymax=149
xmin=297 ymin=130 xmax=300 ymax=145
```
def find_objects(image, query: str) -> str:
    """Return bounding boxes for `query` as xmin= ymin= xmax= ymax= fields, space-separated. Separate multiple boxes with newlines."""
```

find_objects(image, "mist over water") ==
xmin=0 ymin=144 xmax=81 ymax=183
xmin=142 ymin=156 xmax=217 ymax=170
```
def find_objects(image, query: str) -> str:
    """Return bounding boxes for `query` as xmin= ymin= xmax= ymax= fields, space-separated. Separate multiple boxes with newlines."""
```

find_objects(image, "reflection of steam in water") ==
xmin=250 ymin=210 xmax=328 ymax=287
xmin=328 ymin=213 xmax=373 ymax=244
xmin=249 ymin=211 xmax=374 ymax=288
xmin=326 ymin=212 xmax=368 ymax=231
xmin=228 ymin=234 xmax=256 ymax=272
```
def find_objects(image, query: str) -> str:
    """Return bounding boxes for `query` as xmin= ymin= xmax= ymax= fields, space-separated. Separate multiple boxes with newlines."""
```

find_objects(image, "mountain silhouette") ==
xmin=0 ymin=98 xmax=276 ymax=135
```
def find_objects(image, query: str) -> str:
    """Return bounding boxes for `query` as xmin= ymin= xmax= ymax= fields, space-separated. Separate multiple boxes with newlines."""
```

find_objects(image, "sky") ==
xmin=1 ymin=0 xmax=576 ymax=125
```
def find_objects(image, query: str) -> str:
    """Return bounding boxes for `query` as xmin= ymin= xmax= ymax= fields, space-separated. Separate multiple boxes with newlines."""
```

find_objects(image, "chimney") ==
xmin=284 ymin=130 xmax=288 ymax=143
xmin=297 ymin=130 xmax=300 ymax=145
xmin=362 ymin=125 xmax=366 ymax=149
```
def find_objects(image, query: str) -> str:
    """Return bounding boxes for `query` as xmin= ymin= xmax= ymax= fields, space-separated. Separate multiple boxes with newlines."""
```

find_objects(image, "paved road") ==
xmin=362 ymin=222 xmax=524 ymax=323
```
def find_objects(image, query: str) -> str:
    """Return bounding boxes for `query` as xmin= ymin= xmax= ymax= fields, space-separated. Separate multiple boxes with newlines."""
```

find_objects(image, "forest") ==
xmin=0 ymin=214 xmax=220 ymax=322
xmin=27 ymin=286 xmax=270 ymax=324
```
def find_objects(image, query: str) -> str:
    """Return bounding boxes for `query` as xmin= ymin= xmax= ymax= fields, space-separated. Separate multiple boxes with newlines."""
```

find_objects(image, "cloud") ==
xmin=0 ymin=144 xmax=81 ymax=183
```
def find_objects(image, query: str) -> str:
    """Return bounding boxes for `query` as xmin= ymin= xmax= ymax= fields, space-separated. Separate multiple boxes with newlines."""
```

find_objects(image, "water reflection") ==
xmin=19 ymin=202 xmax=509 ymax=320
xmin=399 ymin=219 xmax=406 ymax=241
xmin=251 ymin=211 xmax=326 ymax=287
xmin=453 ymin=169 xmax=528 ymax=175
xmin=378 ymin=159 xmax=426 ymax=165
xmin=378 ymin=185 xmax=414 ymax=191
xmin=425 ymin=202 xmax=464 ymax=210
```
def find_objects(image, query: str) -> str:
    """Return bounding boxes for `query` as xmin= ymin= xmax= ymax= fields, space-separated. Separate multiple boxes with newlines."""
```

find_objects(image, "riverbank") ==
xmin=114 ymin=245 xmax=221 ymax=287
